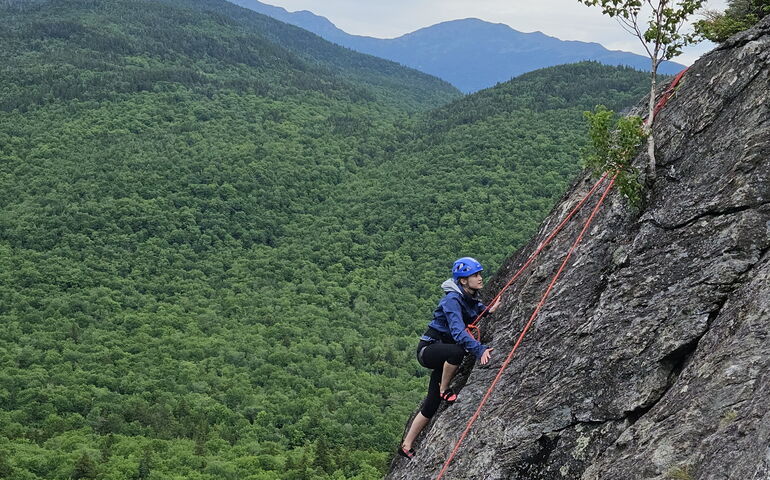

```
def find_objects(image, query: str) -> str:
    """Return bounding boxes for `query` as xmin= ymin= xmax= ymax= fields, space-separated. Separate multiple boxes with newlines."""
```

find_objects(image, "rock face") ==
xmin=387 ymin=17 xmax=769 ymax=480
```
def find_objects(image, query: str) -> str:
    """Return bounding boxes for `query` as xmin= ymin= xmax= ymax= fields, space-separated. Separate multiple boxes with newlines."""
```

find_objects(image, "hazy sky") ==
xmin=258 ymin=0 xmax=729 ymax=65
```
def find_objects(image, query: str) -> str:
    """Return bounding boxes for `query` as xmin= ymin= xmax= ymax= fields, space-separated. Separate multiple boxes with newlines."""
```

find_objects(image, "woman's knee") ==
xmin=421 ymin=396 xmax=440 ymax=418
xmin=446 ymin=345 xmax=465 ymax=366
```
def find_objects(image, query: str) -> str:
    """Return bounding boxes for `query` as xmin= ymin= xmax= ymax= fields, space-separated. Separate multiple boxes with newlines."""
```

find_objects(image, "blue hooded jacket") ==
xmin=424 ymin=279 xmax=489 ymax=358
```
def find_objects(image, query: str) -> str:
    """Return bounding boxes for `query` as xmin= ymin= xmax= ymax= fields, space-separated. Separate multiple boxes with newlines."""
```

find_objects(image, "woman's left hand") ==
xmin=489 ymin=298 xmax=502 ymax=313
xmin=480 ymin=348 xmax=494 ymax=365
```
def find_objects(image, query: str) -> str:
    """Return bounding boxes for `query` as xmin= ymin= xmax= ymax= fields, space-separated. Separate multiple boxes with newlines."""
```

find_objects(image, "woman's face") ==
xmin=462 ymin=272 xmax=483 ymax=291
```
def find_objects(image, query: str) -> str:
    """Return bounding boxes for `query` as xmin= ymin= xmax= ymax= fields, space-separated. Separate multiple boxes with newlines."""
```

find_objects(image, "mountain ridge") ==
xmin=229 ymin=0 xmax=686 ymax=92
xmin=1 ymin=0 xmax=460 ymax=113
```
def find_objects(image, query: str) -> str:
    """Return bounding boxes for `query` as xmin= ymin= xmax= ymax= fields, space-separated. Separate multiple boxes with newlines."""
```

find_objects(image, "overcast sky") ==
xmin=259 ymin=0 xmax=729 ymax=65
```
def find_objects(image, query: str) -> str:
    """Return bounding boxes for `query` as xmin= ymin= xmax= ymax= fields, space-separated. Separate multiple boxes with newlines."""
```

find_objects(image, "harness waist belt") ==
xmin=423 ymin=326 xmax=454 ymax=344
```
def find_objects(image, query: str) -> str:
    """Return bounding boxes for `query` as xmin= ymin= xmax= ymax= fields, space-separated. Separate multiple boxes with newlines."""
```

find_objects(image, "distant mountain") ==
xmin=229 ymin=0 xmax=686 ymax=93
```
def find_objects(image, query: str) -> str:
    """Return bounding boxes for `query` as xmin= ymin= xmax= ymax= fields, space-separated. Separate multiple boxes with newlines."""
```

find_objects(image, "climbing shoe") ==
xmin=398 ymin=446 xmax=415 ymax=460
xmin=440 ymin=389 xmax=457 ymax=403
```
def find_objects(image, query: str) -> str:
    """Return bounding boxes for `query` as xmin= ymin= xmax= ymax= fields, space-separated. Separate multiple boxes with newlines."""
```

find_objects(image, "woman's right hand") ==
xmin=480 ymin=348 xmax=494 ymax=365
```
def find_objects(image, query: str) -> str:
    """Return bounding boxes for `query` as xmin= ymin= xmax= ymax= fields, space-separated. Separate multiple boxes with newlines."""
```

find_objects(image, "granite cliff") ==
xmin=388 ymin=16 xmax=769 ymax=480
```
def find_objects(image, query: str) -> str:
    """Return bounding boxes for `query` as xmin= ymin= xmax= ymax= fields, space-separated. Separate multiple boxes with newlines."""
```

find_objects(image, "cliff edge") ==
xmin=388 ymin=16 xmax=769 ymax=480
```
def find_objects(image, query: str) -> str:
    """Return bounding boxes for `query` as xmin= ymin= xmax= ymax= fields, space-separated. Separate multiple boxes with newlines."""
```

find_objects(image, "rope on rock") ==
xmin=465 ymin=171 xmax=609 ymax=341
xmin=435 ymin=69 xmax=687 ymax=478
xmin=466 ymin=68 xmax=689 ymax=342
xmin=650 ymin=67 xmax=689 ymax=122
xmin=436 ymin=174 xmax=618 ymax=480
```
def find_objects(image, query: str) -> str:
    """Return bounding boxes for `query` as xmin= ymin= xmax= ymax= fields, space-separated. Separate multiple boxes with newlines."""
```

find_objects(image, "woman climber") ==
xmin=399 ymin=257 xmax=499 ymax=459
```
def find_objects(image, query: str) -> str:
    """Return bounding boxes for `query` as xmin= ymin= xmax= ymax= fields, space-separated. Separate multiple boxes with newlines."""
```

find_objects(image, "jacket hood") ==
xmin=441 ymin=278 xmax=464 ymax=295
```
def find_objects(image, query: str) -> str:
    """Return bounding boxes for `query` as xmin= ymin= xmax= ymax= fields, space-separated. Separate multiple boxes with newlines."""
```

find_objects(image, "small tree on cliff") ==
xmin=583 ymin=105 xmax=647 ymax=206
xmin=576 ymin=0 xmax=705 ymax=183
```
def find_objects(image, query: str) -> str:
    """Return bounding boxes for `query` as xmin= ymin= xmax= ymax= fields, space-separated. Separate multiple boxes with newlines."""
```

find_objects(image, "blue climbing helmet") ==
xmin=452 ymin=257 xmax=483 ymax=280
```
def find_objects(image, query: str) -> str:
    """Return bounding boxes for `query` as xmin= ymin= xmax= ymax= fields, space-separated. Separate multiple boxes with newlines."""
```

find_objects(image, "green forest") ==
xmin=0 ymin=0 xmax=652 ymax=478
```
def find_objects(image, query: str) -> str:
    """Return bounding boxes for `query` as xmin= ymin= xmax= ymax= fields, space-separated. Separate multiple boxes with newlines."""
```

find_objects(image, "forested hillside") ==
xmin=0 ymin=0 xmax=459 ymax=112
xmin=0 ymin=1 xmax=651 ymax=479
xmin=326 ymin=62 xmax=650 ymax=280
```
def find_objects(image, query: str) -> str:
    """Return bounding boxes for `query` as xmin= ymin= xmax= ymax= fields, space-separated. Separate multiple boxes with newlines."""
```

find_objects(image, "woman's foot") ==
xmin=440 ymin=389 xmax=457 ymax=403
xmin=398 ymin=445 xmax=415 ymax=459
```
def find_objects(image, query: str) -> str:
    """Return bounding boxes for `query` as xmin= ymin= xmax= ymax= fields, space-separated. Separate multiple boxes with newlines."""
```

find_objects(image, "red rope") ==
xmin=432 ymin=63 xmax=683 ymax=478
xmin=436 ymin=174 xmax=618 ymax=480
xmin=465 ymin=172 xmax=609 ymax=339
xmin=650 ymin=67 xmax=688 ymax=123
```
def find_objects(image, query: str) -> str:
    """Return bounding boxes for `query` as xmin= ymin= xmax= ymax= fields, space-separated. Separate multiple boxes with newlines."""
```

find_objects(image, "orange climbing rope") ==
xmin=436 ymin=174 xmax=618 ymax=480
xmin=436 ymin=69 xmax=687 ymax=477
xmin=466 ymin=67 xmax=689 ymax=342
xmin=465 ymin=171 xmax=609 ymax=341
xmin=651 ymin=67 xmax=689 ymax=122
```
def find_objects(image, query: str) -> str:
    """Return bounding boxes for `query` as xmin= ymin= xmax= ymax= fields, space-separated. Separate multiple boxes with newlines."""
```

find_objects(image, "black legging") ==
xmin=416 ymin=340 xmax=465 ymax=418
